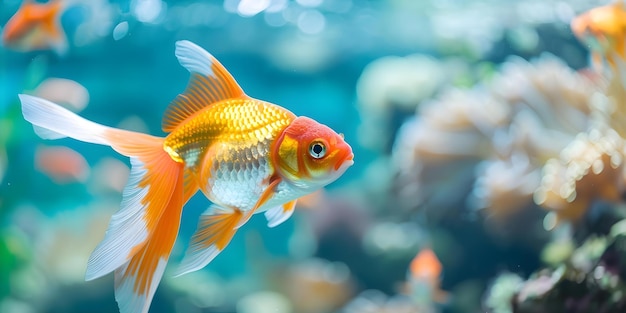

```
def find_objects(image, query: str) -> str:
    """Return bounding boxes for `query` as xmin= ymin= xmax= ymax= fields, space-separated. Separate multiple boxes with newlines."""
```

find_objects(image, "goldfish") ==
xmin=406 ymin=248 xmax=449 ymax=307
xmin=571 ymin=0 xmax=626 ymax=70
xmin=2 ymin=0 xmax=70 ymax=55
xmin=19 ymin=40 xmax=354 ymax=313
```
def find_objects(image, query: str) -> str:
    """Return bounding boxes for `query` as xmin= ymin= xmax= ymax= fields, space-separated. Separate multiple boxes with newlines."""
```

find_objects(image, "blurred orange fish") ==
xmin=35 ymin=145 xmax=90 ymax=184
xmin=407 ymin=248 xmax=449 ymax=305
xmin=2 ymin=0 xmax=69 ymax=55
xmin=571 ymin=1 xmax=626 ymax=70
xmin=19 ymin=40 xmax=354 ymax=313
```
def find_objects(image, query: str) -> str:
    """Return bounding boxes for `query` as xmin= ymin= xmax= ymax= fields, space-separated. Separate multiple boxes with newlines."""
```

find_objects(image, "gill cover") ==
xmin=275 ymin=128 xmax=302 ymax=181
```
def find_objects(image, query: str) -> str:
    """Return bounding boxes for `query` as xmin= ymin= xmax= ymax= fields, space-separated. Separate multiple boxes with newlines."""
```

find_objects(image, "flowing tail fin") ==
xmin=19 ymin=94 xmax=186 ymax=313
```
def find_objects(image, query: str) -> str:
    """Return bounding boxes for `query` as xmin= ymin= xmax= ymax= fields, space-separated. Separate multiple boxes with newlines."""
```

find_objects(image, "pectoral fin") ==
xmin=235 ymin=177 xmax=282 ymax=229
xmin=265 ymin=200 xmax=296 ymax=228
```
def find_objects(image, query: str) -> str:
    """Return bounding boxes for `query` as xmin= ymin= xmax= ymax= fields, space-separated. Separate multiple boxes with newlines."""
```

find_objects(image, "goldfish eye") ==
xmin=309 ymin=141 xmax=326 ymax=159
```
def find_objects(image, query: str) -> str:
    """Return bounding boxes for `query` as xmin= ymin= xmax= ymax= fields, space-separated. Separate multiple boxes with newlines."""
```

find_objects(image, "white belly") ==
xmin=203 ymin=149 xmax=308 ymax=212
xmin=206 ymin=156 xmax=271 ymax=210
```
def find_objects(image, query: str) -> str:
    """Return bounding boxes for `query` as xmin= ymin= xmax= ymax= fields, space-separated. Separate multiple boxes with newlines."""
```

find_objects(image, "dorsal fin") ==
xmin=162 ymin=40 xmax=246 ymax=132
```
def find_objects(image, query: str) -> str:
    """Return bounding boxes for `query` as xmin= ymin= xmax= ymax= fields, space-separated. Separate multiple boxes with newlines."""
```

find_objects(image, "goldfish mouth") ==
xmin=334 ymin=151 xmax=354 ymax=171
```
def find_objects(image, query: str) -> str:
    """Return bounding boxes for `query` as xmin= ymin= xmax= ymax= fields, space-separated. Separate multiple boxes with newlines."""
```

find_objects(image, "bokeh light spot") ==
xmin=297 ymin=9 xmax=326 ymax=34
xmin=112 ymin=21 xmax=129 ymax=41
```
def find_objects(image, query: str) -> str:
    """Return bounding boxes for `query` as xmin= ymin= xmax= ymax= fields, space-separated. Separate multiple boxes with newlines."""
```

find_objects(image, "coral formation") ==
xmin=393 ymin=54 xmax=600 ymax=225
xmin=484 ymin=221 xmax=626 ymax=313
xmin=356 ymin=54 xmax=446 ymax=152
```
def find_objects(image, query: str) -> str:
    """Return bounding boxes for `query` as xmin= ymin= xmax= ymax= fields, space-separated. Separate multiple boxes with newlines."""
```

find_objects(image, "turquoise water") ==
xmin=3 ymin=1 xmax=624 ymax=313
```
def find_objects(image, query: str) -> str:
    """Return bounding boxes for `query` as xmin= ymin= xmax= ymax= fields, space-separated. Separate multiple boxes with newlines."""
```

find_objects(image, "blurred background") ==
xmin=3 ymin=0 xmax=626 ymax=312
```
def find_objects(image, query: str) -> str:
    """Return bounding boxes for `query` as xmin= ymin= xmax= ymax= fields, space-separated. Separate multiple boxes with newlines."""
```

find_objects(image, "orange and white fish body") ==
xmin=19 ymin=40 xmax=354 ymax=313
xmin=2 ymin=0 xmax=69 ymax=55
xmin=571 ymin=0 xmax=626 ymax=70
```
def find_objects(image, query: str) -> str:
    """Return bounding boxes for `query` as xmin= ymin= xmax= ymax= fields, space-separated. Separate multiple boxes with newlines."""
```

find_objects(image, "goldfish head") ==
xmin=273 ymin=116 xmax=353 ymax=189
